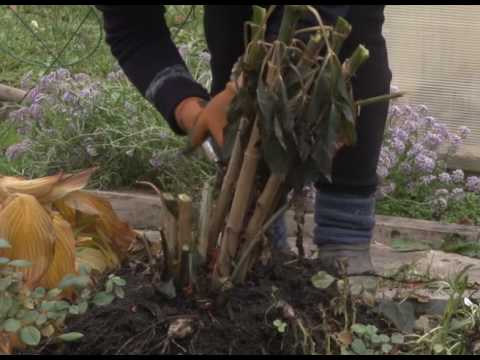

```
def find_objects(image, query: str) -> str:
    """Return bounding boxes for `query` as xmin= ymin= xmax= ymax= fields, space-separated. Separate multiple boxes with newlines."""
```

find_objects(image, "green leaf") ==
xmin=0 ymin=257 xmax=11 ymax=265
xmin=20 ymin=326 xmax=41 ymax=346
xmin=390 ymin=333 xmax=404 ymax=345
xmin=57 ymin=332 xmax=84 ymax=342
xmin=54 ymin=301 xmax=70 ymax=312
xmin=92 ymin=292 xmax=115 ymax=306
xmin=69 ymin=305 xmax=80 ymax=315
xmin=105 ymin=280 xmax=114 ymax=293
xmin=433 ymin=343 xmax=444 ymax=354
xmin=32 ymin=287 xmax=46 ymax=299
xmin=0 ymin=296 xmax=14 ymax=315
xmin=0 ymin=239 xmax=11 ymax=249
xmin=114 ymin=286 xmax=125 ymax=299
xmin=22 ymin=310 xmax=40 ymax=324
xmin=78 ymin=301 xmax=88 ymax=314
xmin=47 ymin=288 xmax=63 ymax=300
xmin=8 ymin=260 xmax=32 ymax=268
xmin=381 ymin=343 xmax=393 ymax=354
xmin=375 ymin=300 xmax=416 ymax=333
xmin=273 ymin=319 xmax=287 ymax=333
xmin=351 ymin=324 xmax=367 ymax=335
xmin=35 ymin=314 xmax=47 ymax=326
xmin=41 ymin=301 xmax=56 ymax=312
xmin=0 ymin=276 xmax=13 ymax=291
xmin=112 ymin=277 xmax=126 ymax=287
xmin=3 ymin=318 xmax=21 ymax=333
xmin=379 ymin=334 xmax=390 ymax=344
xmin=58 ymin=274 xmax=90 ymax=289
xmin=351 ymin=338 xmax=368 ymax=355
xmin=365 ymin=325 xmax=378 ymax=337
xmin=311 ymin=271 xmax=336 ymax=289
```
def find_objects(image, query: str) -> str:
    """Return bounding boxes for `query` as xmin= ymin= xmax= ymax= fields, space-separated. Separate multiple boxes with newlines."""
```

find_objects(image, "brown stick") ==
xmin=234 ymin=174 xmax=285 ymax=282
xmin=136 ymin=181 xmax=178 ymax=262
xmin=208 ymin=116 xmax=249 ymax=255
xmin=197 ymin=182 xmax=213 ymax=264
xmin=0 ymin=84 xmax=26 ymax=103
xmin=214 ymin=120 xmax=261 ymax=280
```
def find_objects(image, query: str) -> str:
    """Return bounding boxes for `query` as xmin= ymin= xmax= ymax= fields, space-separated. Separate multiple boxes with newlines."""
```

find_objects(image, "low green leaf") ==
xmin=105 ymin=280 xmax=114 ymax=293
xmin=78 ymin=301 xmax=88 ymax=314
xmin=391 ymin=333 xmax=404 ymax=345
xmin=273 ymin=319 xmax=287 ymax=333
xmin=0 ymin=276 xmax=13 ymax=291
xmin=112 ymin=277 xmax=126 ymax=287
xmin=0 ymin=296 xmax=14 ymax=314
xmin=20 ymin=326 xmax=41 ymax=346
xmin=381 ymin=343 xmax=393 ymax=354
xmin=114 ymin=286 xmax=125 ymax=299
xmin=0 ymin=239 xmax=11 ymax=249
xmin=92 ymin=292 xmax=115 ymax=306
xmin=35 ymin=314 xmax=47 ymax=326
xmin=351 ymin=338 xmax=368 ymax=355
xmin=22 ymin=310 xmax=40 ymax=324
xmin=311 ymin=271 xmax=336 ymax=289
xmin=47 ymin=288 xmax=62 ymax=300
xmin=351 ymin=324 xmax=367 ymax=335
xmin=68 ymin=305 xmax=79 ymax=315
xmin=58 ymin=332 xmax=84 ymax=342
xmin=54 ymin=301 xmax=70 ymax=312
xmin=3 ymin=318 xmax=21 ymax=333
xmin=433 ymin=343 xmax=444 ymax=354
xmin=8 ymin=260 xmax=32 ymax=268
xmin=32 ymin=287 xmax=46 ymax=299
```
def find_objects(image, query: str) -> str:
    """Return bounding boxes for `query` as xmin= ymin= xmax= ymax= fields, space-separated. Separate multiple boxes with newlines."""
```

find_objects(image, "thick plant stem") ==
xmin=208 ymin=117 xmax=249 ymax=258
xmin=234 ymin=174 xmax=285 ymax=283
xmin=278 ymin=5 xmax=308 ymax=44
xmin=177 ymin=194 xmax=193 ymax=263
xmin=197 ymin=182 xmax=213 ymax=265
xmin=214 ymin=120 xmax=261 ymax=281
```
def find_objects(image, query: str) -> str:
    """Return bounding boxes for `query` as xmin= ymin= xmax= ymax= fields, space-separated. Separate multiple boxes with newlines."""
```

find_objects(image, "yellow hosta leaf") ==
xmin=39 ymin=214 xmax=77 ymax=298
xmin=0 ymin=168 xmax=97 ymax=204
xmin=60 ymin=191 xmax=136 ymax=257
xmin=0 ymin=194 xmax=54 ymax=288
xmin=75 ymin=247 xmax=108 ymax=274
xmin=0 ymin=173 xmax=62 ymax=204
xmin=44 ymin=167 xmax=97 ymax=203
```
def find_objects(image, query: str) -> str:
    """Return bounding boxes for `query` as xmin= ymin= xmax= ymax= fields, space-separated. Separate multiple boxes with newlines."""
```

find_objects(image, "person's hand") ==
xmin=175 ymin=81 xmax=239 ymax=148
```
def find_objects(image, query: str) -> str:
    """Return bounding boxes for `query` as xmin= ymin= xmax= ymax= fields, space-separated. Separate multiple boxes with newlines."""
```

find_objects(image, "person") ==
xmin=96 ymin=5 xmax=392 ymax=288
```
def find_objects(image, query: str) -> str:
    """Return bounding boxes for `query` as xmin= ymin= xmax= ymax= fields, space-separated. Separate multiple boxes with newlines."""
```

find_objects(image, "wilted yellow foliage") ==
xmin=0 ymin=194 xmax=55 ymax=288
xmin=0 ymin=168 xmax=135 ymax=292
xmin=39 ymin=213 xmax=77 ymax=299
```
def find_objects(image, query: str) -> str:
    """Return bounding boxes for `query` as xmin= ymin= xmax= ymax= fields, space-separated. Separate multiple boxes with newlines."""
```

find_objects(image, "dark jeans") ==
xmin=204 ymin=5 xmax=392 ymax=197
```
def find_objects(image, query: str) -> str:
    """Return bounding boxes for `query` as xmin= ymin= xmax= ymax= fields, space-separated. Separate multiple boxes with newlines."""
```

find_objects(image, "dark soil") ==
xmin=29 ymin=252 xmax=390 ymax=355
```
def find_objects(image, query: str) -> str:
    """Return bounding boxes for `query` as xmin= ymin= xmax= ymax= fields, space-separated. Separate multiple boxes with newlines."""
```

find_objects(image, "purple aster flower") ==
xmin=465 ymin=176 xmax=480 ymax=193
xmin=420 ymin=175 xmax=436 ymax=185
xmin=451 ymin=169 xmax=464 ymax=183
xmin=4 ymin=139 xmax=33 ymax=161
xmin=438 ymin=172 xmax=451 ymax=184
xmin=415 ymin=154 xmax=435 ymax=173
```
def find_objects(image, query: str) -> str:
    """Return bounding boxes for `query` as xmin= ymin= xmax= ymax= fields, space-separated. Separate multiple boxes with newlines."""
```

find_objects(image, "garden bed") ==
xmin=27 ymin=252 xmax=390 ymax=355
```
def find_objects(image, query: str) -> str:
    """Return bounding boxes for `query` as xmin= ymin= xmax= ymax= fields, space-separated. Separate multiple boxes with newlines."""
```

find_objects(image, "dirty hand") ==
xmin=174 ymin=81 xmax=240 ymax=148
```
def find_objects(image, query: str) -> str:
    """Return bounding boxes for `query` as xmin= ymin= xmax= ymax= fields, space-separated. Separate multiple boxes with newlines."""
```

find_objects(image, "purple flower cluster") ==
xmin=4 ymin=139 xmax=33 ymax=161
xmin=377 ymin=86 xmax=476 ymax=213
